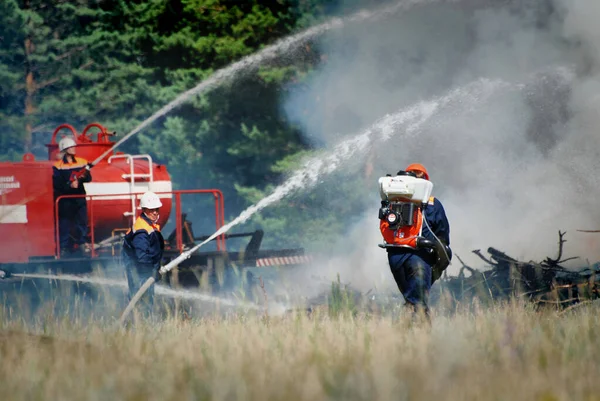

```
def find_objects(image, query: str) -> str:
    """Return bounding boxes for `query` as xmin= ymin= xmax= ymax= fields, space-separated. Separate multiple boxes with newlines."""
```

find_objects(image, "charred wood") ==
xmin=439 ymin=231 xmax=600 ymax=308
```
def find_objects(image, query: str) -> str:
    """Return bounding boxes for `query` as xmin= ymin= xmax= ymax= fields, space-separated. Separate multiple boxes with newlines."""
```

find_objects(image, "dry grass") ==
xmin=1 ymin=299 xmax=599 ymax=401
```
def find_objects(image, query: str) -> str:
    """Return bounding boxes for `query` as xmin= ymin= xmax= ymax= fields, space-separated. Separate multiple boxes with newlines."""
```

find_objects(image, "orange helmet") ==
xmin=405 ymin=163 xmax=429 ymax=180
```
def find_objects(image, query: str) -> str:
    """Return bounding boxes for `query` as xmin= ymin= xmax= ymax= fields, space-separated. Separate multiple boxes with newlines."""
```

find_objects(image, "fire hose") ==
xmin=118 ymin=236 xmax=214 ymax=324
xmin=70 ymin=124 xmax=149 ymax=181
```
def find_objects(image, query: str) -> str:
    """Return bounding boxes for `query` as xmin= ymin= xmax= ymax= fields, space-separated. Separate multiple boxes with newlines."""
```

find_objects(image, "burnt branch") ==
xmin=455 ymin=254 xmax=476 ymax=277
xmin=472 ymin=249 xmax=495 ymax=266
xmin=544 ymin=230 xmax=566 ymax=266
xmin=442 ymin=230 xmax=599 ymax=307
xmin=487 ymin=247 xmax=518 ymax=264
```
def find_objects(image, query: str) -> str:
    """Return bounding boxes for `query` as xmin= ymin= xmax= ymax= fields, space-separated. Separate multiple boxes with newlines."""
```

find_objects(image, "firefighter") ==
xmin=381 ymin=163 xmax=451 ymax=318
xmin=52 ymin=137 xmax=92 ymax=256
xmin=122 ymin=191 xmax=165 ymax=314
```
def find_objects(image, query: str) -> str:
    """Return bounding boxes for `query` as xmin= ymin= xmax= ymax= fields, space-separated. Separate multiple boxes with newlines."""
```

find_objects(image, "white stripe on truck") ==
xmin=0 ymin=205 xmax=27 ymax=224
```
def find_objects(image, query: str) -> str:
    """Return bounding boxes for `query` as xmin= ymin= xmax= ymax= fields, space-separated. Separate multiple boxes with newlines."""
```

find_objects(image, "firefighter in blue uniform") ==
xmin=52 ymin=137 xmax=92 ymax=256
xmin=380 ymin=163 xmax=451 ymax=317
xmin=122 ymin=191 xmax=165 ymax=313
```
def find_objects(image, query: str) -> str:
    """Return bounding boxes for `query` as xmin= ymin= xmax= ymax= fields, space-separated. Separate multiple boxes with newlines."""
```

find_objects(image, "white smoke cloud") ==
xmin=283 ymin=0 xmax=600 ymax=284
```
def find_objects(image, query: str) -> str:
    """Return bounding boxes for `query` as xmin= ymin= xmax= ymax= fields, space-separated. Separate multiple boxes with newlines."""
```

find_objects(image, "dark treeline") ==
xmin=0 ymin=0 xmax=372 ymax=250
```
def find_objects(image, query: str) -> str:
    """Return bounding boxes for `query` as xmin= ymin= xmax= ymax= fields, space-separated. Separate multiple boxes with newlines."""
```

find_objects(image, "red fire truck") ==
xmin=0 ymin=123 xmax=309 ymax=289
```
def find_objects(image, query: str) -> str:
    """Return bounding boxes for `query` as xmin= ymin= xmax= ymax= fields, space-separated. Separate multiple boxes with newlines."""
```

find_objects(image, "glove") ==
xmin=154 ymin=266 xmax=163 ymax=281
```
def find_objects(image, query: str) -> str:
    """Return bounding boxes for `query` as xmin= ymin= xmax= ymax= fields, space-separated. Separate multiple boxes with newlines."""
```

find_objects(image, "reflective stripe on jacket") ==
xmin=122 ymin=214 xmax=165 ymax=270
xmin=52 ymin=155 xmax=92 ymax=199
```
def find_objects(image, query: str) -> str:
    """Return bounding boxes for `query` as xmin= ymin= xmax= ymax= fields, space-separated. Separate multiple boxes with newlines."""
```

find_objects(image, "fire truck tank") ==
xmin=0 ymin=123 xmax=172 ymax=264
xmin=81 ymin=155 xmax=172 ymax=240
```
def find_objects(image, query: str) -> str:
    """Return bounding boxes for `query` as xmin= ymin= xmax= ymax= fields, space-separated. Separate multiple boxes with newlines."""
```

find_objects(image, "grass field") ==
xmin=1 ymin=295 xmax=599 ymax=401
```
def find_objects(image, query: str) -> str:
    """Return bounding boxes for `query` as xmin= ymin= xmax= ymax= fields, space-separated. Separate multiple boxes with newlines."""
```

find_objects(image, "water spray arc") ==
xmin=62 ymin=0 xmax=452 ymax=213
xmin=109 ymin=0 xmax=530 ymax=162
xmin=2 ymin=0 xmax=516 ymax=322
xmin=95 ymin=0 xmax=455 ymax=161
xmin=118 ymin=77 xmax=507 ymax=323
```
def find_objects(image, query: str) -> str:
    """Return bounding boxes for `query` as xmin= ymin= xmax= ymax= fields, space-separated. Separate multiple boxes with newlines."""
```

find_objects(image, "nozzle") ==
xmin=0 ymin=269 xmax=11 ymax=279
xmin=415 ymin=237 xmax=436 ymax=249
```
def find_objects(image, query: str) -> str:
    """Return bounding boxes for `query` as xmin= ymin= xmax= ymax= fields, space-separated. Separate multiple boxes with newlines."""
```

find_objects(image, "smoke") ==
xmin=282 ymin=0 xmax=600 ymax=285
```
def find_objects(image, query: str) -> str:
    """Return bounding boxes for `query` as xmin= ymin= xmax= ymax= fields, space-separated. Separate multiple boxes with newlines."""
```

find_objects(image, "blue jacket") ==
xmin=421 ymin=198 xmax=450 ymax=247
xmin=387 ymin=197 xmax=451 ymax=265
xmin=122 ymin=214 xmax=165 ymax=270
xmin=52 ymin=155 xmax=92 ymax=200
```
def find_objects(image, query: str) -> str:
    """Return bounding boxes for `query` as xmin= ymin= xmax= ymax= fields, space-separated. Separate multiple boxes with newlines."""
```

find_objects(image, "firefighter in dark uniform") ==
xmin=122 ymin=191 xmax=165 ymax=313
xmin=52 ymin=137 xmax=92 ymax=256
xmin=380 ymin=163 xmax=451 ymax=317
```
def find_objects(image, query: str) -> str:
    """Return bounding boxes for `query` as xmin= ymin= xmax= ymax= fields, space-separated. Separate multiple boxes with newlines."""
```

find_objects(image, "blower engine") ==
xmin=378 ymin=171 xmax=434 ymax=249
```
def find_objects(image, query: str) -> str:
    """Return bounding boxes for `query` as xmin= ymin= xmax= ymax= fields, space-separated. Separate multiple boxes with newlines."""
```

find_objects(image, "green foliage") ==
xmin=234 ymin=148 xmax=373 ymax=250
xmin=0 ymin=0 xmax=353 ymax=245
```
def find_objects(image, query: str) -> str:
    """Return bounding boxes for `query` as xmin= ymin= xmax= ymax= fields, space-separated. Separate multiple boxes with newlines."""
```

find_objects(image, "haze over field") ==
xmin=281 ymin=0 xmax=600 ymax=288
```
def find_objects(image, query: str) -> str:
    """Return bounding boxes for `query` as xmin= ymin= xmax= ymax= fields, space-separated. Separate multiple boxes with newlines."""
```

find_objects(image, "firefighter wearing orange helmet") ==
xmin=405 ymin=163 xmax=429 ymax=180
xmin=379 ymin=163 xmax=451 ymax=318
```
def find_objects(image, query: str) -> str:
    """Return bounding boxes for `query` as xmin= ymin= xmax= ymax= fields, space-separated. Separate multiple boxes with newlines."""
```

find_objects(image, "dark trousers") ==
xmin=58 ymin=199 xmax=88 ymax=250
xmin=125 ymin=263 xmax=156 ymax=314
xmin=388 ymin=253 xmax=432 ymax=308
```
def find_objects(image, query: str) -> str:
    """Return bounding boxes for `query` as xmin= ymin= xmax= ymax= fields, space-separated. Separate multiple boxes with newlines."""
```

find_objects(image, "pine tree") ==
xmin=0 ymin=0 xmax=122 ymax=157
xmin=0 ymin=0 xmax=33 ymax=159
xmin=0 ymin=0 xmax=341 ymax=242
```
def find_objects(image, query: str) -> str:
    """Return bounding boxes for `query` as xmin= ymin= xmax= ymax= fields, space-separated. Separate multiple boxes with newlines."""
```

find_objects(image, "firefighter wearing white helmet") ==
xmin=53 ymin=136 xmax=92 ymax=256
xmin=139 ymin=191 xmax=163 ymax=210
xmin=121 ymin=191 xmax=165 ymax=314
xmin=58 ymin=137 xmax=77 ymax=152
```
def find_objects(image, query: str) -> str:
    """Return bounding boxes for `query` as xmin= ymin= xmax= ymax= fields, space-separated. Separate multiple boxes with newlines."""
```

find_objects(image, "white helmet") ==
xmin=58 ymin=137 xmax=77 ymax=152
xmin=140 ymin=191 xmax=162 ymax=209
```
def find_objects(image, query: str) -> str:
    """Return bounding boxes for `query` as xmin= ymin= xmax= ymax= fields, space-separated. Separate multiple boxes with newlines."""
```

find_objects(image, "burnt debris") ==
xmin=439 ymin=231 xmax=600 ymax=307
